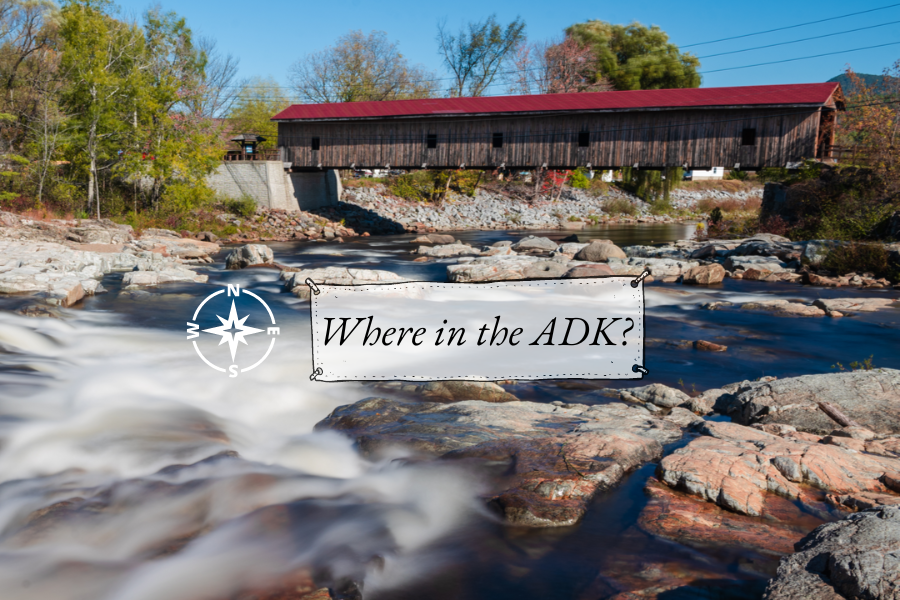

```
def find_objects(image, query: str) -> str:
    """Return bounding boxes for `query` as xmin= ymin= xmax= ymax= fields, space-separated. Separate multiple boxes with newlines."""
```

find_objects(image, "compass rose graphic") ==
xmin=187 ymin=284 xmax=280 ymax=377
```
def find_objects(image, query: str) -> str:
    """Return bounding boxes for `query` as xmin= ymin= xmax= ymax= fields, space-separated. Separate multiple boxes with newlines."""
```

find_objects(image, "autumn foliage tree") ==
xmin=837 ymin=62 xmax=900 ymax=176
xmin=508 ymin=36 xmax=611 ymax=95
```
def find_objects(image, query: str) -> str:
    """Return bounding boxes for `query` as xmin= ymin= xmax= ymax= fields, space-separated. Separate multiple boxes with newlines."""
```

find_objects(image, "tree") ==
xmin=838 ymin=62 xmax=900 ymax=174
xmin=566 ymin=21 xmax=700 ymax=91
xmin=189 ymin=36 xmax=243 ymax=119
xmin=228 ymin=77 xmax=290 ymax=149
xmin=289 ymin=30 xmax=436 ymax=103
xmin=507 ymin=36 xmax=611 ymax=95
xmin=121 ymin=7 xmax=222 ymax=210
xmin=59 ymin=0 xmax=143 ymax=218
xmin=437 ymin=15 xmax=525 ymax=97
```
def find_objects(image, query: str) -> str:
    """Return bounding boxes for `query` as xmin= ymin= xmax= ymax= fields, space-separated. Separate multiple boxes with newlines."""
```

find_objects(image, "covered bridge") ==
xmin=273 ymin=83 xmax=844 ymax=171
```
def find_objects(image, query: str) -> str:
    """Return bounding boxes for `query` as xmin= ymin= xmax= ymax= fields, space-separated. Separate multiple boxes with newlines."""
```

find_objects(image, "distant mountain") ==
xmin=828 ymin=72 xmax=896 ymax=94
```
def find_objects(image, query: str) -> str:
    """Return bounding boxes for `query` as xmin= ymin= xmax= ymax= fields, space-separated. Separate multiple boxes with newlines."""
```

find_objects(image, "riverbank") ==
xmin=1 ymin=218 xmax=899 ymax=600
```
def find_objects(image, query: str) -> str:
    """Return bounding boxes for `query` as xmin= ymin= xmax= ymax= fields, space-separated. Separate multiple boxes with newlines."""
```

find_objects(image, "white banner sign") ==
xmin=309 ymin=278 xmax=645 ymax=382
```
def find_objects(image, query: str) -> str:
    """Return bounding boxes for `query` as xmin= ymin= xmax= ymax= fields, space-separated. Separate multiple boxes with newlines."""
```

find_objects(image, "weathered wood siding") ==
xmin=277 ymin=107 xmax=824 ymax=170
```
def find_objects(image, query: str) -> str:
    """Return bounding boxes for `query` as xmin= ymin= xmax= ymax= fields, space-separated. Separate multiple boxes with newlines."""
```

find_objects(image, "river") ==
xmin=0 ymin=224 xmax=897 ymax=600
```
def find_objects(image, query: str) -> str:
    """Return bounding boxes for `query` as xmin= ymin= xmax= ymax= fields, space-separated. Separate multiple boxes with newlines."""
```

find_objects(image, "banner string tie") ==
xmin=305 ymin=278 xmax=321 ymax=295
xmin=632 ymin=365 xmax=649 ymax=376
xmin=310 ymin=367 xmax=323 ymax=381
xmin=631 ymin=268 xmax=652 ymax=288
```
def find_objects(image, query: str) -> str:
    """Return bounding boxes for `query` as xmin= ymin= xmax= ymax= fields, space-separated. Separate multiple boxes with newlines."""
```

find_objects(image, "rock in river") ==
xmin=682 ymin=263 xmax=726 ymax=285
xmin=764 ymin=505 xmax=900 ymax=600
xmin=574 ymin=241 xmax=628 ymax=262
xmin=225 ymin=244 xmax=275 ymax=269
xmin=316 ymin=398 xmax=684 ymax=527
xmin=657 ymin=420 xmax=900 ymax=517
xmin=370 ymin=380 xmax=519 ymax=403
xmin=724 ymin=369 xmax=900 ymax=435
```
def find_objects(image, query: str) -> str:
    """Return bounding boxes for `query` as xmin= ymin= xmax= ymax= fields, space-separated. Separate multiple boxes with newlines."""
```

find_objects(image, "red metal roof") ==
xmin=272 ymin=83 xmax=841 ymax=121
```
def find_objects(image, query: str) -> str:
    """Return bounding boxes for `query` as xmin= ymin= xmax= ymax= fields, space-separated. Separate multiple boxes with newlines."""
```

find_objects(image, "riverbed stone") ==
xmin=606 ymin=257 xmax=700 ymax=277
xmin=764 ymin=506 xmax=900 ymax=600
xmin=316 ymin=398 xmax=683 ymax=527
xmin=574 ymin=242 xmax=627 ymax=262
xmin=640 ymin=477 xmax=806 ymax=558
xmin=511 ymin=236 xmax=558 ymax=252
xmin=812 ymin=297 xmax=896 ymax=313
xmin=225 ymin=244 xmax=275 ymax=269
xmin=522 ymin=260 xmax=569 ymax=279
xmin=740 ymin=299 xmax=826 ymax=317
xmin=416 ymin=243 xmax=480 ymax=257
xmin=372 ymin=381 xmax=519 ymax=403
xmin=725 ymin=369 xmax=900 ymax=435
xmin=564 ymin=264 xmax=615 ymax=278
xmin=282 ymin=267 xmax=407 ymax=299
xmin=659 ymin=420 xmax=900 ymax=518
xmin=620 ymin=383 xmax=690 ymax=408
xmin=683 ymin=263 xmax=726 ymax=285
xmin=724 ymin=256 xmax=790 ymax=272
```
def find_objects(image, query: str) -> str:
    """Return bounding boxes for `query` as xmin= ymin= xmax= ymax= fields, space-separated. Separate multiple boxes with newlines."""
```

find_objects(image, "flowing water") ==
xmin=0 ymin=224 xmax=897 ymax=600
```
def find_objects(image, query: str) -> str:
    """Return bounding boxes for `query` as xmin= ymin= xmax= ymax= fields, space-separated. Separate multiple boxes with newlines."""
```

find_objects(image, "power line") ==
xmin=700 ymin=40 xmax=900 ymax=73
xmin=697 ymin=20 xmax=900 ymax=59
xmin=682 ymin=2 xmax=900 ymax=48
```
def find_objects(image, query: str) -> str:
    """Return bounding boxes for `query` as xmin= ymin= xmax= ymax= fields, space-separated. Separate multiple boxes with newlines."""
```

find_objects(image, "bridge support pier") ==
xmin=287 ymin=170 xmax=342 ymax=211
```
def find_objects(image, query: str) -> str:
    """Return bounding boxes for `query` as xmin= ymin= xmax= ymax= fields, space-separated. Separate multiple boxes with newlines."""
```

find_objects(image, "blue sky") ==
xmin=115 ymin=0 xmax=900 ymax=98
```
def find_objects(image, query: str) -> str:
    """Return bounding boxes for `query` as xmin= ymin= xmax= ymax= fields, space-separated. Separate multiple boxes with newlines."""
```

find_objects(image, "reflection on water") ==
xmin=0 ymin=225 xmax=897 ymax=600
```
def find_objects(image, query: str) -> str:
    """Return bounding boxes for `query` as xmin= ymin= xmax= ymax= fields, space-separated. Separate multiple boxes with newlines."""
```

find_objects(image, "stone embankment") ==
xmin=0 ymin=212 xmax=217 ymax=307
xmin=339 ymin=182 xmax=761 ymax=233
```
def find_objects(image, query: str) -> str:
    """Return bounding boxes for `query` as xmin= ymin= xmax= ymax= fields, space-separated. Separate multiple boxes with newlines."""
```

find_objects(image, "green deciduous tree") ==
xmin=227 ymin=77 xmax=290 ymax=149
xmin=59 ymin=0 xmax=143 ymax=217
xmin=120 ymin=7 xmax=223 ymax=211
xmin=437 ymin=15 xmax=526 ymax=97
xmin=566 ymin=21 xmax=700 ymax=91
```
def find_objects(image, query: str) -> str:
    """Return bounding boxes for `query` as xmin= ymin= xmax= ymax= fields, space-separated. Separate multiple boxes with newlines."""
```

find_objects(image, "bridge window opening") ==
xmin=426 ymin=133 xmax=438 ymax=149
xmin=578 ymin=131 xmax=590 ymax=147
xmin=492 ymin=132 xmax=504 ymax=149
xmin=741 ymin=128 xmax=757 ymax=146
xmin=311 ymin=136 xmax=320 ymax=151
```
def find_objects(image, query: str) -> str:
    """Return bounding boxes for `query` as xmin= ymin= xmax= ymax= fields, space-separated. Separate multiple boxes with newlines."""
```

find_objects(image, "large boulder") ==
xmin=316 ymin=398 xmax=683 ymax=527
xmin=282 ymin=267 xmax=407 ymax=299
xmin=511 ymin=236 xmax=558 ymax=252
xmin=764 ymin=506 xmax=900 ymax=600
xmin=574 ymin=241 xmax=627 ymax=262
xmin=683 ymin=263 xmax=726 ymax=285
xmin=725 ymin=369 xmax=900 ymax=435
xmin=225 ymin=244 xmax=274 ymax=269
xmin=620 ymin=383 xmax=690 ymax=408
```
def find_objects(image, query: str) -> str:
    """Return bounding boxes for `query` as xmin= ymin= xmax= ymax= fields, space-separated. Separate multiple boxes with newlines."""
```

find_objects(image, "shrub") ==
xmin=223 ymin=195 xmax=258 ymax=218
xmin=725 ymin=169 xmax=749 ymax=181
xmin=781 ymin=166 xmax=898 ymax=240
xmin=603 ymin=197 xmax=638 ymax=216
xmin=569 ymin=168 xmax=591 ymax=189
xmin=822 ymin=243 xmax=898 ymax=280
